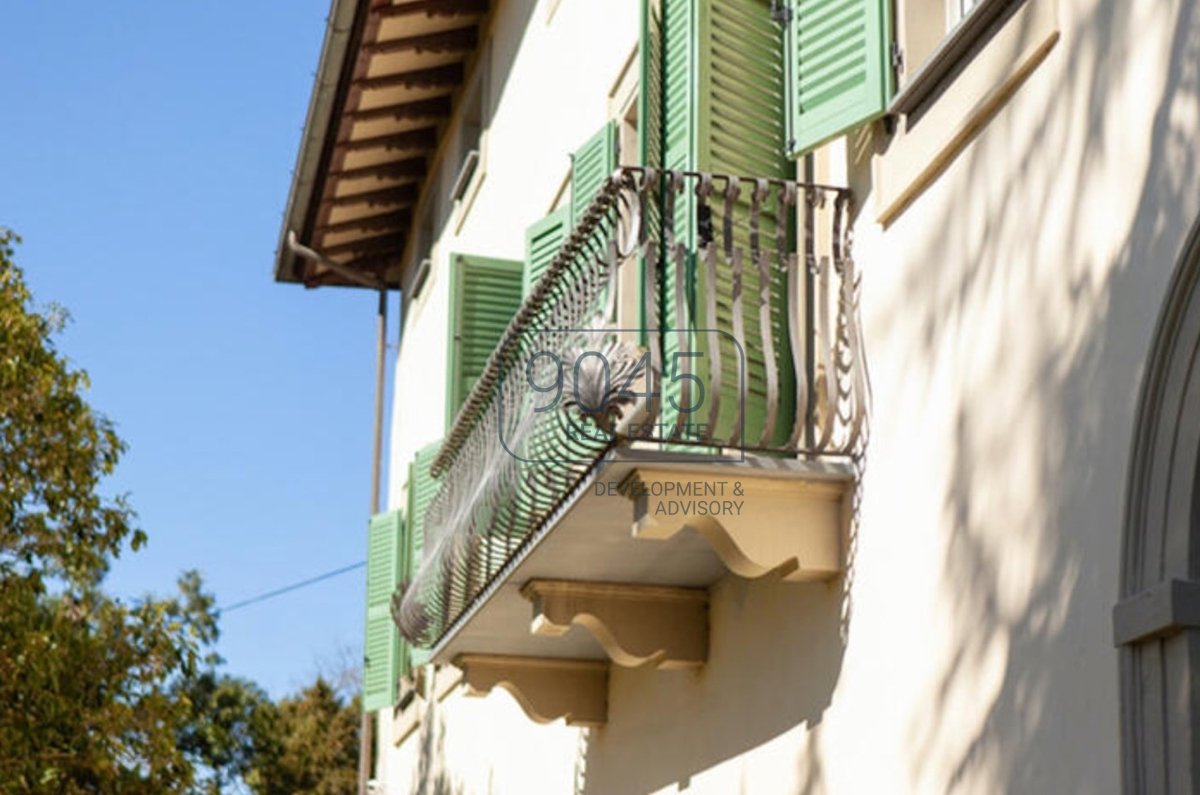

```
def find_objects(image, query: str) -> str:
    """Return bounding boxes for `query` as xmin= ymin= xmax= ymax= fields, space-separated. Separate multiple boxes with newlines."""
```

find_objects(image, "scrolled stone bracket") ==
xmin=623 ymin=469 xmax=845 ymax=582
xmin=453 ymin=654 xmax=608 ymax=727
xmin=521 ymin=579 xmax=708 ymax=669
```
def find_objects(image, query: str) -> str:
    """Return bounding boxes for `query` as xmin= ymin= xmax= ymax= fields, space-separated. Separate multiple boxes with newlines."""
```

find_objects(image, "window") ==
xmin=891 ymin=0 xmax=1017 ymax=113
xmin=784 ymin=0 xmax=893 ymax=157
xmin=638 ymin=0 xmax=797 ymax=446
xmin=449 ymin=44 xmax=489 ymax=229
xmin=449 ymin=79 xmax=482 ymax=203
xmin=402 ymin=206 xmax=434 ymax=315
xmin=874 ymin=0 xmax=1058 ymax=221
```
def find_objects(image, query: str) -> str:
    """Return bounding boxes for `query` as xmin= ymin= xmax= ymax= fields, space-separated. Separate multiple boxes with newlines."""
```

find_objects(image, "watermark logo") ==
xmin=595 ymin=477 xmax=746 ymax=517
xmin=497 ymin=328 xmax=745 ymax=464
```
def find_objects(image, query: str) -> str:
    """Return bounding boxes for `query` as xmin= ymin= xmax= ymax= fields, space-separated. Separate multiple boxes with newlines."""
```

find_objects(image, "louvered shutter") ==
xmin=641 ymin=0 xmax=796 ymax=447
xmin=406 ymin=440 xmax=441 ymax=579
xmin=786 ymin=0 xmax=893 ymax=156
xmin=404 ymin=439 xmax=442 ymax=669
xmin=446 ymin=254 xmax=524 ymax=422
xmin=363 ymin=510 xmax=403 ymax=712
xmin=658 ymin=0 xmax=695 ymax=418
xmin=523 ymin=206 xmax=569 ymax=296
xmin=570 ymin=121 xmax=618 ymax=225
xmin=638 ymin=0 xmax=664 ymax=336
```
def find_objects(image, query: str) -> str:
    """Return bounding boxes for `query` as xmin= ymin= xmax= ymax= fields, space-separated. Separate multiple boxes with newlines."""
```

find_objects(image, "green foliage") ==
xmin=244 ymin=679 xmax=360 ymax=795
xmin=0 ymin=571 xmax=217 ymax=793
xmin=0 ymin=230 xmax=142 ymax=589
xmin=176 ymin=673 xmax=277 ymax=795
xmin=0 ymin=231 xmax=360 ymax=793
xmin=0 ymin=232 xmax=217 ymax=792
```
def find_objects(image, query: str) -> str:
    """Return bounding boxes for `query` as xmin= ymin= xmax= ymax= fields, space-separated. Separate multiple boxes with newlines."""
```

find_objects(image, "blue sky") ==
xmin=0 ymin=3 xmax=392 ymax=696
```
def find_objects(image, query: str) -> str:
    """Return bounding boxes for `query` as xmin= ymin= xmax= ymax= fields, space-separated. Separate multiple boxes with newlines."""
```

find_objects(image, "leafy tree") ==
xmin=176 ymin=672 xmax=279 ymax=794
xmin=0 ymin=230 xmax=361 ymax=793
xmin=245 ymin=678 xmax=359 ymax=795
xmin=0 ymin=230 xmax=217 ymax=793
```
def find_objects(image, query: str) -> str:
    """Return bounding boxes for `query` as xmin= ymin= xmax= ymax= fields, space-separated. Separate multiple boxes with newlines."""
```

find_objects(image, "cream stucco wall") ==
xmin=384 ymin=0 xmax=638 ymax=508
xmin=379 ymin=0 xmax=637 ymax=791
xmin=379 ymin=0 xmax=1200 ymax=792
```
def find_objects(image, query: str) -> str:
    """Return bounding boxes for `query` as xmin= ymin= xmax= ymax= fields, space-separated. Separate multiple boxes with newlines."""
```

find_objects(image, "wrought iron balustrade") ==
xmin=393 ymin=166 xmax=867 ymax=649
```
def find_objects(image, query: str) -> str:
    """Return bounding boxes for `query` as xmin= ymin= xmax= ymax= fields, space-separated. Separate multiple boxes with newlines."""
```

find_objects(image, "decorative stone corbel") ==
xmin=521 ymin=579 xmax=707 ymax=669
xmin=623 ymin=469 xmax=844 ymax=582
xmin=453 ymin=654 xmax=608 ymax=726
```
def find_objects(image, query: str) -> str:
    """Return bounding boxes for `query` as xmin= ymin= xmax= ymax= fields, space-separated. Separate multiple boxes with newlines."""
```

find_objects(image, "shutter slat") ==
xmin=398 ymin=440 xmax=442 ymax=675
xmin=788 ymin=0 xmax=892 ymax=155
xmin=446 ymin=254 xmax=524 ymax=420
xmin=363 ymin=510 xmax=403 ymax=711
xmin=570 ymin=122 xmax=618 ymax=225
xmin=524 ymin=206 xmax=569 ymax=296
xmin=642 ymin=0 xmax=797 ymax=448
xmin=406 ymin=440 xmax=442 ymax=578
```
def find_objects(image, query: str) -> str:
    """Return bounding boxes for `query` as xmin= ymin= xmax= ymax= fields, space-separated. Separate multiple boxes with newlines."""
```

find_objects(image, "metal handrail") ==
xmin=394 ymin=167 xmax=867 ymax=648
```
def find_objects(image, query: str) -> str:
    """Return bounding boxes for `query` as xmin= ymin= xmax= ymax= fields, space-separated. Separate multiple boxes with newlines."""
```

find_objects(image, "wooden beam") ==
xmin=326 ymin=184 xmax=420 ymax=208
xmin=364 ymin=26 xmax=478 ymax=56
xmin=374 ymin=0 xmax=488 ymax=19
xmin=317 ymin=232 xmax=407 ymax=259
xmin=334 ymin=128 xmax=437 ymax=155
xmin=353 ymin=62 xmax=464 ymax=91
xmin=345 ymin=96 xmax=451 ymax=123
xmin=327 ymin=156 xmax=425 ymax=183
xmin=316 ymin=209 xmax=411 ymax=236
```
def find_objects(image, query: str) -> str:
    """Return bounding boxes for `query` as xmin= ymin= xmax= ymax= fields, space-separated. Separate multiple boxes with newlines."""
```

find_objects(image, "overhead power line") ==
xmin=219 ymin=560 xmax=366 ymax=613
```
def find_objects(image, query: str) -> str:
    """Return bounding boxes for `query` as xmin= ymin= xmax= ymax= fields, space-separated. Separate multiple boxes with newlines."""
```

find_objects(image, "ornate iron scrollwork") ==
xmin=394 ymin=167 xmax=867 ymax=649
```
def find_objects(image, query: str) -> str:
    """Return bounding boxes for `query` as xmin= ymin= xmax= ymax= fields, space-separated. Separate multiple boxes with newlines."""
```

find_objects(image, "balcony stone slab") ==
xmin=428 ymin=446 xmax=853 ymax=667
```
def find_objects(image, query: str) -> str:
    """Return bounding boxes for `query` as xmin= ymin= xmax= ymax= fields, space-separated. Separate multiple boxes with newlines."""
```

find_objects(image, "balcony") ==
xmin=391 ymin=166 xmax=866 ymax=725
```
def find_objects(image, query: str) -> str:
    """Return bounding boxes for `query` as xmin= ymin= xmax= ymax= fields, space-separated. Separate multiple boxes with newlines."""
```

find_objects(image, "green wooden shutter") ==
xmin=363 ymin=510 xmax=403 ymax=712
xmin=404 ymin=440 xmax=441 ymax=668
xmin=786 ymin=0 xmax=893 ymax=156
xmin=523 ymin=206 xmax=570 ymax=297
xmin=638 ymin=0 xmax=664 ymax=335
xmin=641 ymin=0 xmax=796 ymax=447
xmin=570 ymin=121 xmax=618 ymax=225
xmin=445 ymin=254 xmax=524 ymax=423
xmin=406 ymin=440 xmax=442 ymax=578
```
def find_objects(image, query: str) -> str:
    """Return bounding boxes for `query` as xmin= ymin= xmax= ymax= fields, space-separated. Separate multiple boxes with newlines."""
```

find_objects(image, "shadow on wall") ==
xmin=412 ymin=686 xmax=463 ymax=795
xmin=580 ymin=570 xmax=848 ymax=794
xmin=855 ymin=0 xmax=1200 ymax=791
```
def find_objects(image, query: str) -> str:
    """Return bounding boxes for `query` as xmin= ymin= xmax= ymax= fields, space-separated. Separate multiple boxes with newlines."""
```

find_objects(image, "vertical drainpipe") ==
xmin=360 ymin=287 xmax=388 ymax=795
xmin=283 ymin=232 xmax=389 ymax=794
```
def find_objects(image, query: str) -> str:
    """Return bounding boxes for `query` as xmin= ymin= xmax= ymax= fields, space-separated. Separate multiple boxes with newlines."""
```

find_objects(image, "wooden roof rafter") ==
xmin=373 ymin=0 xmax=489 ymax=20
xmin=326 ymin=184 xmax=421 ymax=208
xmin=316 ymin=208 xmax=413 ymax=237
xmin=363 ymin=26 xmax=478 ymax=56
xmin=353 ymin=62 xmax=465 ymax=92
xmin=275 ymin=0 xmax=493 ymax=290
xmin=327 ymin=156 xmax=426 ymax=184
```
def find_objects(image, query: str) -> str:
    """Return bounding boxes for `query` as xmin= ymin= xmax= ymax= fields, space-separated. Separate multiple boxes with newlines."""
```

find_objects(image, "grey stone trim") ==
xmin=1114 ymin=579 xmax=1200 ymax=647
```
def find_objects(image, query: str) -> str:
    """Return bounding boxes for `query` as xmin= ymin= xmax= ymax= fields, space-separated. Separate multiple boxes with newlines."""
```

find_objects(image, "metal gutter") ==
xmin=285 ymin=230 xmax=384 ymax=289
xmin=273 ymin=0 xmax=367 ymax=286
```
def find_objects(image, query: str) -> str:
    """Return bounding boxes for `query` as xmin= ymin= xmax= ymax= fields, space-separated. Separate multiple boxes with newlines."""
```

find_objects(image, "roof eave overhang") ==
xmin=273 ymin=0 xmax=490 ymax=291
xmin=274 ymin=0 xmax=367 ymax=288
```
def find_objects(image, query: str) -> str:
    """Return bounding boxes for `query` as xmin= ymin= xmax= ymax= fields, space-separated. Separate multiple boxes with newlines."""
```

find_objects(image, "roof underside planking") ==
xmin=275 ymin=0 xmax=490 ymax=290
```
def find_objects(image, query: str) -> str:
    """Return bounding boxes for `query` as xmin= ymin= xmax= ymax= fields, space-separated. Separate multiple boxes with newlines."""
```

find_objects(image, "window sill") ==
xmin=452 ymin=145 xmax=487 ymax=235
xmin=890 ymin=0 xmax=1022 ymax=117
xmin=874 ymin=0 xmax=1058 ymax=225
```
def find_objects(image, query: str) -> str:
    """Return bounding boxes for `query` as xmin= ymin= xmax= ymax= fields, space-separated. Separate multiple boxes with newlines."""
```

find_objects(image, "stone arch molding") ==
xmin=1116 ymin=217 xmax=1200 ymax=794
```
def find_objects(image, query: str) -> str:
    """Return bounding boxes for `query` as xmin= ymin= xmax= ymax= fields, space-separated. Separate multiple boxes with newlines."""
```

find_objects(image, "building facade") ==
xmin=274 ymin=0 xmax=1200 ymax=792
